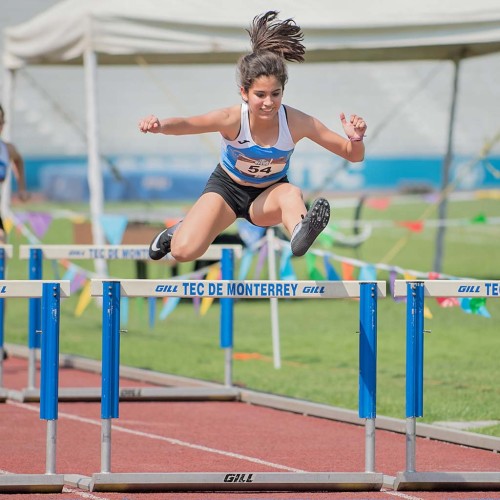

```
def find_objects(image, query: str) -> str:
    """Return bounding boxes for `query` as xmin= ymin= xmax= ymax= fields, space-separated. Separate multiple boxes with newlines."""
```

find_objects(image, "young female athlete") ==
xmin=0 ymin=104 xmax=28 ymax=244
xmin=139 ymin=11 xmax=367 ymax=262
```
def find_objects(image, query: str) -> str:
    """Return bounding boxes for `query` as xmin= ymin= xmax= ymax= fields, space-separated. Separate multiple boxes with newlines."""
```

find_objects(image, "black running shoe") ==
xmin=149 ymin=223 xmax=180 ymax=260
xmin=290 ymin=198 xmax=330 ymax=257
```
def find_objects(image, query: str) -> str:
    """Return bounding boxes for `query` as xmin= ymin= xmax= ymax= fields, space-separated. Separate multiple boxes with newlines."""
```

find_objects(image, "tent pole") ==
xmin=1 ymin=68 xmax=15 ymax=219
xmin=84 ymin=47 xmax=107 ymax=276
xmin=433 ymin=57 xmax=461 ymax=274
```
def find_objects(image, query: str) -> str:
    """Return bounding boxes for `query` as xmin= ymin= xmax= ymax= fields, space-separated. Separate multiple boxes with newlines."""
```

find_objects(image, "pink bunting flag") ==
xmin=366 ymin=197 xmax=391 ymax=211
xmin=254 ymin=243 xmax=268 ymax=279
xmin=70 ymin=271 xmax=88 ymax=294
xmin=396 ymin=220 xmax=424 ymax=232
xmin=428 ymin=272 xmax=459 ymax=307
xmin=389 ymin=269 xmax=405 ymax=302
xmin=27 ymin=212 xmax=53 ymax=239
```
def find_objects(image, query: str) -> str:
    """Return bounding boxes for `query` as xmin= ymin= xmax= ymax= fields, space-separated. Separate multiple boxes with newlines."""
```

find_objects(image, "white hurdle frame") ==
xmin=0 ymin=280 xmax=69 ymax=494
xmin=392 ymin=280 xmax=500 ymax=492
xmin=86 ymin=279 xmax=386 ymax=493
xmin=17 ymin=244 xmax=242 ymax=403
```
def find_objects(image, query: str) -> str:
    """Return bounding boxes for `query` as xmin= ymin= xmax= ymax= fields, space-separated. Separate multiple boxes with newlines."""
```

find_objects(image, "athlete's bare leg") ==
xmin=249 ymin=183 xmax=330 ymax=256
xmin=249 ymin=183 xmax=306 ymax=234
xmin=170 ymin=193 xmax=237 ymax=262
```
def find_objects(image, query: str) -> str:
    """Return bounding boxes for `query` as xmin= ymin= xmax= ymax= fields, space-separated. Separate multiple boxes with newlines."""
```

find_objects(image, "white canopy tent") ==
xmin=3 ymin=0 xmax=500 ymax=272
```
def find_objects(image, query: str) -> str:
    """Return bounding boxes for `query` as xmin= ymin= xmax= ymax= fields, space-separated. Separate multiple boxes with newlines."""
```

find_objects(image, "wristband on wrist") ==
xmin=349 ymin=135 xmax=365 ymax=142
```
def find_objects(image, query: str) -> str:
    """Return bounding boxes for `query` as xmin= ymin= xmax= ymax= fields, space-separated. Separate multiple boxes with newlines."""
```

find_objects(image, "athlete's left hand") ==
xmin=340 ymin=113 xmax=367 ymax=141
xmin=17 ymin=190 xmax=30 ymax=202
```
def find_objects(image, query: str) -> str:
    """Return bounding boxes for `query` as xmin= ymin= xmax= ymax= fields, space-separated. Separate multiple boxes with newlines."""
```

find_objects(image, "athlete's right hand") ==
xmin=138 ymin=115 xmax=161 ymax=133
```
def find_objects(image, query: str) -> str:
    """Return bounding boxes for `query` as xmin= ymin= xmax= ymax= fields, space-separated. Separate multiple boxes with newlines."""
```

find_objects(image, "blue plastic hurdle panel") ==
xmin=86 ymin=278 xmax=386 ymax=493
xmin=0 ymin=245 xmax=14 ymax=400
xmin=0 ymin=280 xmax=69 ymax=493
xmin=393 ymin=280 xmax=500 ymax=492
xmin=18 ymin=244 xmax=241 ymax=401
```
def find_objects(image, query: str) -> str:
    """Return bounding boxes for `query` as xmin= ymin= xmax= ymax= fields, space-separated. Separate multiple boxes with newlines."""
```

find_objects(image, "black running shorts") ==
xmin=202 ymin=164 xmax=289 ymax=224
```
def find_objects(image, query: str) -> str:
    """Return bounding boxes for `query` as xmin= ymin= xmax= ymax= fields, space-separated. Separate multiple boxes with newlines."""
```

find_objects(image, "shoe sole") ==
xmin=291 ymin=198 xmax=330 ymax=257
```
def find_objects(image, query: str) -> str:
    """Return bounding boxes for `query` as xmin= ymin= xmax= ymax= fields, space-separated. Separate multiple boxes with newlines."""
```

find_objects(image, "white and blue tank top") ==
xmin=0 ymin=141 xmax=9 ymax=182
xmin=220 ymin=102 xmax=295 ymax=184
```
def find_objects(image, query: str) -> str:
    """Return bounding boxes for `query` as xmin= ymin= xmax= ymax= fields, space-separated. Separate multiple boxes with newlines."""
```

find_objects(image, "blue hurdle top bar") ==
xmin=91 ymin=279 xmax=386 ymax=299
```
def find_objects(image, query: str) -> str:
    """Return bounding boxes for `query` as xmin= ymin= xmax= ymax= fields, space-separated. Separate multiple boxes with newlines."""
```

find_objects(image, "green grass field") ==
xmin=4 ymin=192 xmax=500 ymax=437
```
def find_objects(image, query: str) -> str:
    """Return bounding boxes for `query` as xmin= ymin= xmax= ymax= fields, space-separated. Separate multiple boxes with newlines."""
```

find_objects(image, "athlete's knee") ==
xmin=277 ymin=184 xmax=303 ymax=207
xmin=282 ymin=183 xmax=303 ymax=199
xmin=171 ymin=239 xmax=205 ymax=263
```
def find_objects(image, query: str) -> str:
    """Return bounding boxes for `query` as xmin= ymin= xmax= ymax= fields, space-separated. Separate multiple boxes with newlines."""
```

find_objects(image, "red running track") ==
xmin=1 ymin=355 xmax=499 ymax=500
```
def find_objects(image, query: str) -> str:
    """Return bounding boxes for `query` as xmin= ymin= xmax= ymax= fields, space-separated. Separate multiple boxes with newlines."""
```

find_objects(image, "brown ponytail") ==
xmin=248 ymin=11 xmax=305 ymax=63
xmin=237 ymin=11 xmax=305 ymax=92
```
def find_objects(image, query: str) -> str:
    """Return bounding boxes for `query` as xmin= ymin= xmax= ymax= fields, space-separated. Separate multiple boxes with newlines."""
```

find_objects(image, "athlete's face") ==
xmin=241 ymin=75 xmax=283 ymax=119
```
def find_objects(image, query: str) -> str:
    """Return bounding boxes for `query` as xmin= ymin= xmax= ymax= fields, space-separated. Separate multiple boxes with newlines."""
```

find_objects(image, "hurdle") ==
xmin=392 ymin=280 xmax=500 ymax=491
xmin=0 ymin=245 xmax=14 ymax=402
xmin=0 ymin=280 xmax=69 ymax=493
xmin=15 ymin=244 xmax=242 ymax=402
xmin=81 ymin=278 xmax=386 ymax=493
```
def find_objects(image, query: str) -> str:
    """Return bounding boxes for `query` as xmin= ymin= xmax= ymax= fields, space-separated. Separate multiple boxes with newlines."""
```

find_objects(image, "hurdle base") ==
xmin=394 ymin=471 xmax=500 ymax=491
xmin=8 ymin=386 xmax=239 ymax=403
xmin=65 ymin=474 xmax=93 ymax=490
xmin=0 ymin=474 xmax=65 ymax=493
xmin=90 ymin=472 xmax=383 ymax=492
xmin=0 ymin=388 xmax=7 ymax=402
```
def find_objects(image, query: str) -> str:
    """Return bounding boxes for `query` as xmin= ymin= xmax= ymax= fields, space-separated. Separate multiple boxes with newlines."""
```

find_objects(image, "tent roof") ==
xmin=4 ymin=0 xmax=500 ymax=69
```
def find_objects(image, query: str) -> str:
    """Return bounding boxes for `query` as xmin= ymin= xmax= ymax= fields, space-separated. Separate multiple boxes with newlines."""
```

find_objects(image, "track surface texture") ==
xmin=1 ymin=355 xmax=499 ymax=500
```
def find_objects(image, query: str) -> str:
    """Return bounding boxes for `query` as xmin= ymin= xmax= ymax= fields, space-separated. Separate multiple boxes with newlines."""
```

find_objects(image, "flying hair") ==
xmin=247 ymin=11 xmax=305 ymax=63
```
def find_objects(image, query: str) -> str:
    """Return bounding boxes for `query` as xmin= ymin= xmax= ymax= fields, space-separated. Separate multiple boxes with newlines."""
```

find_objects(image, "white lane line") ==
xmin=7 ymin=400 xmax=305 ymax=472
xmin=383 ymin=489 xmax=424 ymax=500
xmin=61 ymin=487 xmax=110 ymax=500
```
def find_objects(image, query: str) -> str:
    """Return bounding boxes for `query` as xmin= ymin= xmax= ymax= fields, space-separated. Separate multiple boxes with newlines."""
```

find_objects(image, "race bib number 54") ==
xmin=235 ymin=154 xmax=286 ymax=178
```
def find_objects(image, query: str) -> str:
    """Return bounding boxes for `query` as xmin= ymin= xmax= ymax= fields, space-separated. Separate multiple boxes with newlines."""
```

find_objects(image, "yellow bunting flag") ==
xmin=74 ymin=281 xmax=92 ymax=317
xmin=424 ymin=305 xmax=433 ymax=319
xmin=70 ymin=215 xmax=88 ymax=224
xmin=200 ymin=264 xmax=220 ymax=317
xmin=3 ymin=218 xmax=13 ymax=235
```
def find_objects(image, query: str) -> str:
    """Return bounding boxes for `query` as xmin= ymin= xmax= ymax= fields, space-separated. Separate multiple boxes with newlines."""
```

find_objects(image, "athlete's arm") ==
xmin=6 ymin=142 xmax=28 ymax=200
xmin=287 ymin=106 xmax=366 ymax=162
xmin=138 ymin=106 xmax=241 ymax=138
